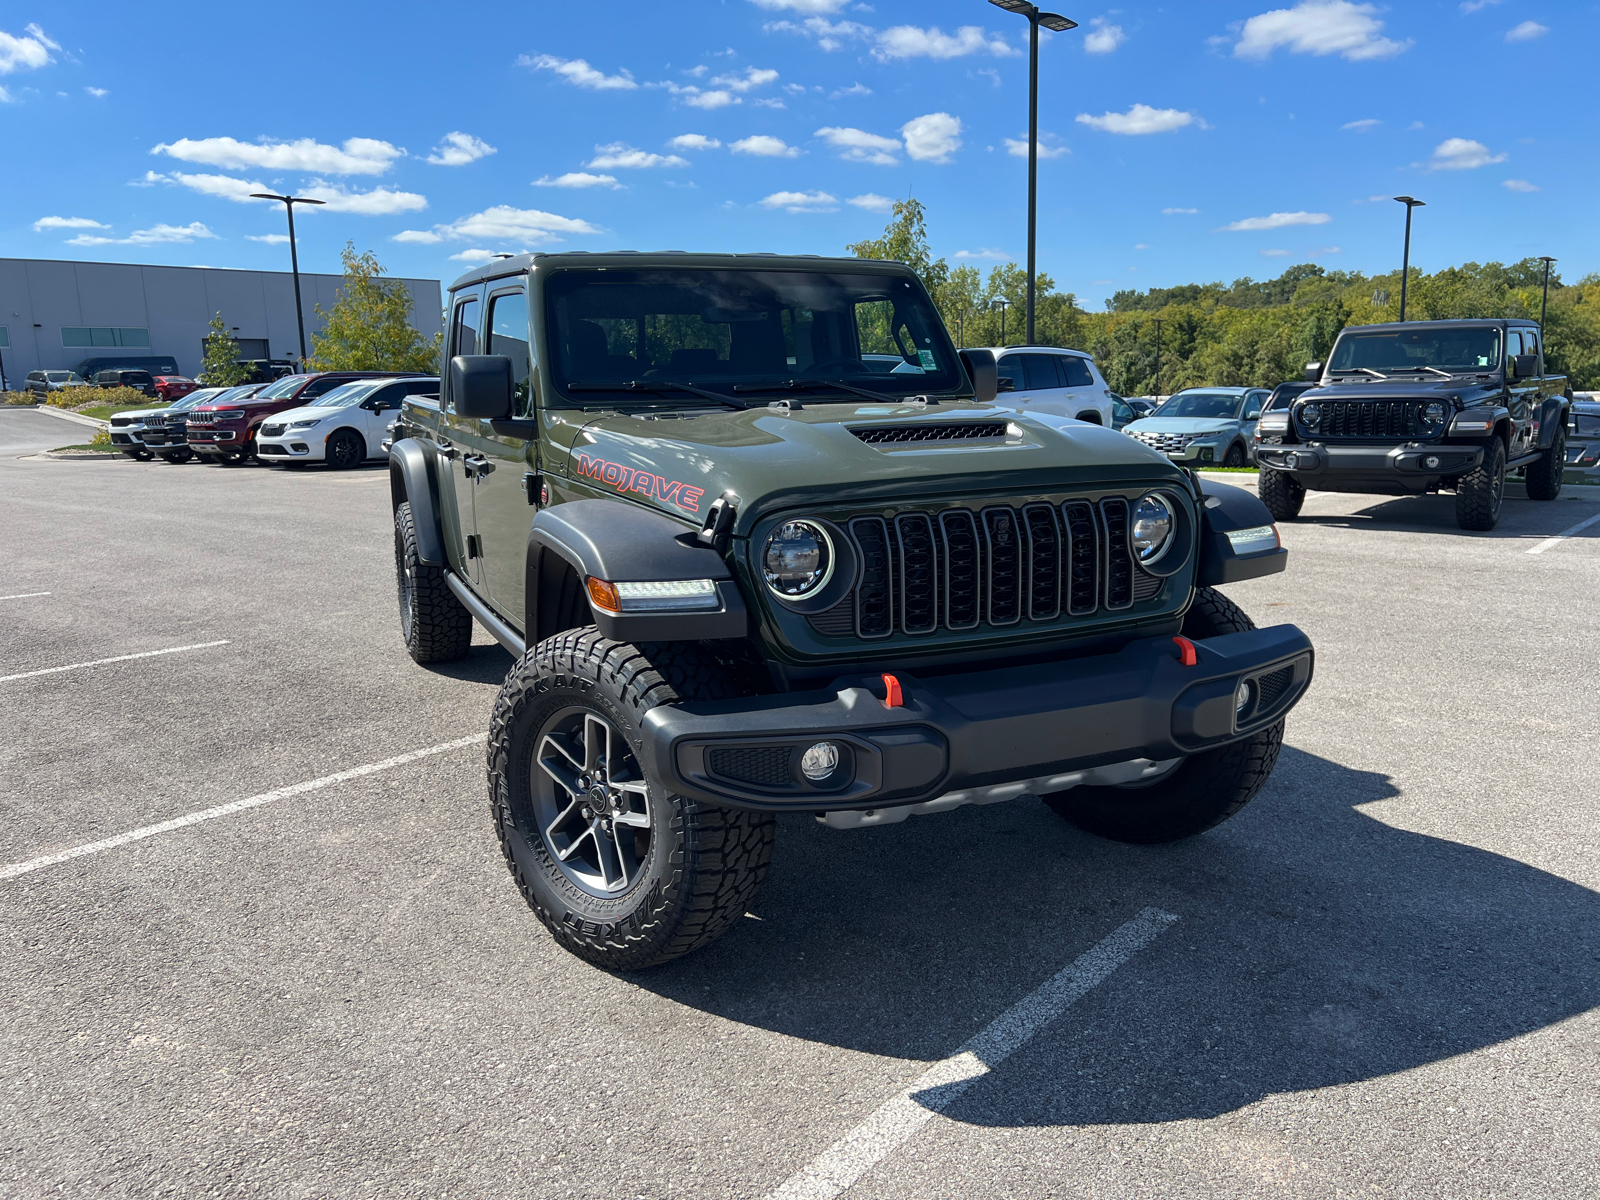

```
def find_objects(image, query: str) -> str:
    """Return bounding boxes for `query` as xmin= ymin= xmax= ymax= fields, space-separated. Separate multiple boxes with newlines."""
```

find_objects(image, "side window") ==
xmin=302 ymin=376 xmax=345 ymax=398
xmin=1522 ymin=330 xmax=1540 ymax=369
xmin=451 ymin=296 xmax=481 ymax=358
xmin=995 ymin=354 xmax=1025 ymax=393
xmin=1058 ymin=356 xmax=1095 ymax=388
xmin=487 ymin=290 xmax=533 ymax=416
xmin=370 ymin=384 xmax=406 ymax=410
xmin=1506 ymin=330 xmax=1523 ymax=359
xmin=1022 ymin=354 xmax=1063 ymax=390
xmin=1243 ymin=392 xmax=1265 ymax=419
xmin=1112 ymin=397 xmax=1133 ymax=423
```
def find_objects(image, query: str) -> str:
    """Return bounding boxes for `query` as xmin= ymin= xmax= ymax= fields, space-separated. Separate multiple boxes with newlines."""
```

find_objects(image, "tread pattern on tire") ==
xmin=394 ymin=501 xmax=472 ymax=663
xmin=487 ymin=629 xmax=775 ymax=969
xmin=1455 ymin=439 xmax=1505 ymax=531
xmin=1524 ymin=430 xmax=1564 ymax=502
xmin=1257 ymin=466 xmax=1305 ymax=521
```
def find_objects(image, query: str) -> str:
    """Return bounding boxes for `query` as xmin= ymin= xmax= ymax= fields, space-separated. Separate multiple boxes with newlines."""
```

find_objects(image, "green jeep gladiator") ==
xmin=388 ymin=252 xmax=1315 ymax=969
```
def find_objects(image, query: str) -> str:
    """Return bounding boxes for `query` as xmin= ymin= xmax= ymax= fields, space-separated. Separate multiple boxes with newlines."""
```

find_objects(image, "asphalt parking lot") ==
xmin=3 ymin=406 xmax=1598 ymax=1199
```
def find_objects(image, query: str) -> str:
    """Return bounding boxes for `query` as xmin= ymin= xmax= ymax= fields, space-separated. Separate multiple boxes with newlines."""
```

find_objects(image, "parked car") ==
xmin=1254 ymin=381 xmax=1318 ymax=456
xmin=982 ymin=346 xmax=1116 ymax=426
xmin=1563 ymin=393 xmax=1600 ymax=473
xmin=1109 ymin=393 xmax=1138 ymax=431
xmin=185 ymin=371 xmax=431 ymax=465
xmin=1126 ymin=397 xmax=1160 ymax=418
xmin=1124 ymin=387 xmax=1271 ymax=468
xmin=153 ymin=376 xmax=198 ymax=402
xmin=107 ymin=404 xmax=175 ymax=460
xmin=137 ymin=387 xmax=237 ymax=464
xmin=92 ymin=369 xmax=158 ymax=397
xmin=72 ymin=355 xmax=180 ymax=381
xmin=23 ymin=370 xmax=91 ymax=399
xmin=257 ymin=376 xmax=440 ymax=469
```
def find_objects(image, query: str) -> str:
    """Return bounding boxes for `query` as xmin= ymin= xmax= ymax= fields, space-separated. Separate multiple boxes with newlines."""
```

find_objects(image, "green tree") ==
xmin=307 ymin=243 xmax=443 ymax=374
xmin=199 ymin=313 xmax=252 ymax=387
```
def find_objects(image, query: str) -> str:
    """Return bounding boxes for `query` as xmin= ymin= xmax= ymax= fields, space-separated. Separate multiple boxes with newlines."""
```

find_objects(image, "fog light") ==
xmin=1284 ymin=452 xmax=1299 ymax=469
xmin=800 ymin=742 xmax=839 ymax=781
xmin=1235 ymin=679 xmax=1254 ymax=715
xmin=1423 ymin=454 xmax=1441 ymax=469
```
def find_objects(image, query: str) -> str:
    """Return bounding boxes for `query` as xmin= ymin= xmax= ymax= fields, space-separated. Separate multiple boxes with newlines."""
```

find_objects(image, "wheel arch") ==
xmin=388 ymin=438 xmax=447 ymax=566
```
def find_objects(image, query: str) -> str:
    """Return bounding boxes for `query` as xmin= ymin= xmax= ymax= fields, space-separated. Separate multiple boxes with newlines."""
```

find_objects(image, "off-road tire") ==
xmin=1222 ymin=442 xmax=1246 ymax=468
xmin=160 ymin=448 xmax=193 ymax=465
xmin=1041 ymin=586 xmax=1284 ymax=844
xmin=488 ymin=630 xmax=775 ymax=970
xmin=1524 ymin=430 xmax=1564 ymax=502
xmin=327 ymin=429 xmax=365 ymax=470
xmin=394 ymin=501 xmax=472 ymax=663
xmin=1455 ymin=438 xmax=1506 ymax=531
xmin=1257 ymin=467 xmax=1305 ymax=521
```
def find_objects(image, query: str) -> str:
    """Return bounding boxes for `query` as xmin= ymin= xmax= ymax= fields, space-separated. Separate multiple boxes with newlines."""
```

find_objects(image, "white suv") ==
xmin=256 ymin=376 xmax=437 ymax=469
xmin=974 ymin=346 xmax=1116 ymax=427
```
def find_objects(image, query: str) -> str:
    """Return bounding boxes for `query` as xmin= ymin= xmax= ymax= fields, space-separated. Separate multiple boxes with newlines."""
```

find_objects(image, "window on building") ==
xmin=61 ymin=327 xmax=151 ymax=349
xmin=0 ymin=326 xmax=10 ymax=348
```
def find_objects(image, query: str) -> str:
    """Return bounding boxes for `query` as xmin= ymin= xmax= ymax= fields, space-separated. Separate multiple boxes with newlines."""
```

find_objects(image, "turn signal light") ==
xmin=586 ymin=577 xmax=621 ymax=614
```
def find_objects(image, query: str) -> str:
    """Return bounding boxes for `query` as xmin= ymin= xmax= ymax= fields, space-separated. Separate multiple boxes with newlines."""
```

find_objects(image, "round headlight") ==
xmin=1130 ymin=493 xmax=1176 ymax=564
xmin=1421 ymin=402 xmax=1447 ymax=425
xmin=762 ymin=520 xmax=834 ymax=598
xmin=1300 ymin=402 xmax=1321 ymax=427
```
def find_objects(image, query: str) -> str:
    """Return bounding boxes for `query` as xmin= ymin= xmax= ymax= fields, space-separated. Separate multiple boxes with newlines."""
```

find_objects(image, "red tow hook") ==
xmin=881 ymin=673 xmax=904 ymax=708
xmin=1171 ymin=636 xmax=1198 ymax=667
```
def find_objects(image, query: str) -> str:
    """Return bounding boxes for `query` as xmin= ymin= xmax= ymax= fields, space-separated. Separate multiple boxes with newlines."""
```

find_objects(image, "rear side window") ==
xmin=1058 ymin=356 xmax=1095 ymax=388
xmin=301 ymin=376 xmax=347 ymax=398
xmin=1021 ymin=354 xmax=1062 ymax=390
xmin=996 ymin=355 xmax=1025 ymax=393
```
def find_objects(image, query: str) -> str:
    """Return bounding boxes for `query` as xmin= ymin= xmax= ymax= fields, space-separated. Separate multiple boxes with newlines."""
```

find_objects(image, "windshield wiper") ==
xmin=1329 ymin=367 xmax=1389 ymax=380
xmin=731 ymin=378 xmax=901 ymax=404
xmin=566 ymin=380 xmax=745 ymax=409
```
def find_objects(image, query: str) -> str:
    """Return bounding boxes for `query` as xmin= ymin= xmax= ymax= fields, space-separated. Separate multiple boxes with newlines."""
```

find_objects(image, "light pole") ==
xmin=956 ymin=314 xmax=965 ymax=349
xmin=989 ymin=0 xmax=1077 ymax=346
xmin=1393 ymin=196 xmax=1424 ymax=322
xmin=993 ymin=296 xmax=1011 ymax=346
xmin=1150 ymin=317 xmax=1165 ymax=398
xmin=1538 ymin=256 xmax=1556 ymax=333
xmin=250 ymin=193 xmax=327 ymax=368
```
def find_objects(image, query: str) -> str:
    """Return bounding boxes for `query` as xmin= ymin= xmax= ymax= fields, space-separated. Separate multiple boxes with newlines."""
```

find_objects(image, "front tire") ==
xmin=1524 ymin=430 xmax=1564 ymax=502
xmin=1222 ymin=442 xmax=1246 ymax=468
xmin=1040 ymin=586 xmax=1285 ymax=844
xmin=1455 ymin=438 xmax=1506 ymax=530
xmin=394 ymin=501 xmax=472 ymax=663
xmin=160 ymin=447 xmax=194 ymax=465
xmin=488 ymin=631 xmax=775 ymax=970
xmin=327 ymin=429 xmax=365 ymax=470
xmin=1257 ymin=466 xmax=1305 ymax=520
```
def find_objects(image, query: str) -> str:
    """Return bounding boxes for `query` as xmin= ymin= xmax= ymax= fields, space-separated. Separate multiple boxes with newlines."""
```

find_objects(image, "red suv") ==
xmin=153 ymin=376 xmax=198 ymax=402
xmin=186 ymin=371 xmax=429 ymax=465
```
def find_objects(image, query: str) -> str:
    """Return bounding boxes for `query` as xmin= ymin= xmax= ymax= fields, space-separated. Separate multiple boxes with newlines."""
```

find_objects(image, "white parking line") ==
xmin=0 ymin=640 xmax=230 ymax=684
xmin=1527 ymin=510 xmax=1600 ymax=555
xmin=764 ymin=907 xmax=1179 ymax=1200
xmin=0 ymin=734 xmax=487 ymax=882
xmin=0 ymin=592 xmax=51 ymax=601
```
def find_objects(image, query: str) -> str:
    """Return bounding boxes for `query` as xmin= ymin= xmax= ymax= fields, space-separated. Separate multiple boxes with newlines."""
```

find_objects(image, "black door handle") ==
xmin=463 ymin=453 xmax=493 ymax=478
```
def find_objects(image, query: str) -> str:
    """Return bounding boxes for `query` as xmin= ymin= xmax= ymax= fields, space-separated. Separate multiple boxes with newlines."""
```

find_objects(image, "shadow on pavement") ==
xmin=631 ymin=745 xmax=1600 ymax=1124
xmin=1298 ymin=493 xmax=1598 ymax=538
xmin=420 ymin=643 xmax=515 ymax=686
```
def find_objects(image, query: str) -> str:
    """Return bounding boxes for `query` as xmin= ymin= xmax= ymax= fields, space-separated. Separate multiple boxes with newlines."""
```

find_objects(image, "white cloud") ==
xmin=534 ymin=172 xmax=622 ymax=189
xmin=1221 ymin=211 xmax=1331 ymax=231
xmin=1003 ymin=136 xmax=1068 ymax=159
xmin=1260 ymin=248 xmax=1290 ymax=257
xmin=1460 ymin=0 xmax=1501 ymax=10
xmin=731 ymin=135 xmax=800 ymax=158
xmin=246 ymin=234 xmax=291 ymax=244
xmin=394 ymin=205 xmax=601 ymax=247
xmin=298 ymin=181 xmax=429 ymax=215
xmin=759 ymin=190 xmax=838 ymax=213
xmin=1076 ymin=104 xmax=1196 ymax=135
xmin=1340 ymin=117 xmax=1381 ymax=131
xmin=519 ymin=54 xmax=637 ymax=90
xmin=713 ymin=66 xmax=780 ymax=93
xmin=1315 ymin=246 xmax=1341 ymax=254
xmin=1428 ymin=137 xmax=1505 ymax=170
xmin=1504 ymin=20 xmax=1548 ymax=42
xmin=901 ymin=112 xmax=962 ymax=163
xmin=848 ymin=193 xmax=894 ymax=212
xmin=754 ymin=98 xmax=786 ymax=109
xmin=587 ymin=143 xmax=688 ymax=169
xmin=150 ymin=135 xmax=404 ymax=176
xmin=816 ymin=125 xmax=901 ymax=165
xmin=1134 ymin=243 xmax=1149 ymax=250
xmin=448 ymin=249 xmax=514 ymax=264
xmin=67 ymin=222 xmax=219 ymax=247
xmin=681 ymin=89 xmax=737 ymax=109
xmin=165 ymin=171 xmax=270 ymax=202
xmin=1162 ymin=207 xmax=1199 ymax=214
xmin=0 ymin=86 xmax=13 ymax=103
xmin=425 ymin=132 xmax=496 ymax=166
xmin=875 ymin=25 xmax=1018 ymax=60
xmin=1084 ymin=18 xmax=1127 ymax=54
xmin=765 ymin=16 xmax=874 ymax=51
xmin=33 ymin=216 xmax=108 ymax=231
xmin=832 ymin=82 xmax=872 ymax=98
xmin=0 ymin=22 xmax=58 ymax=75
xmin=1502 ymin=178 xmax=1539 ymax=193
xmin=668 ymin=134 xmax=721 ymax=151
xmin=954 ymin=248 xmax=1009 ymax=260
xmin=749 ymin=0 xmax=849 ymax=11
xmin=1232 ymin=1 xmax=1411 ymax=62
xmin=84 ymin=86 xmax=108 ymax=98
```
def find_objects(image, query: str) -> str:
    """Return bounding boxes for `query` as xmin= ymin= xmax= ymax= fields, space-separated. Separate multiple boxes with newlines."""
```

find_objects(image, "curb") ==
xmin=31 ymin=405 xmax=111 ymax=431
xmin=25 ymin=451 xmax=124 ymax=461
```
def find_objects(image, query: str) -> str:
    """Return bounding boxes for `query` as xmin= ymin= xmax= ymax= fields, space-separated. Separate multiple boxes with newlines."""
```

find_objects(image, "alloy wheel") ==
xmin=531 ymin=708 xmax=653 ymax=896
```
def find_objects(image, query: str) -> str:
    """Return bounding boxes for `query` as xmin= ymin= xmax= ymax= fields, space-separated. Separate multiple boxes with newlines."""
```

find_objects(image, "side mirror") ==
xmin=1303 ymin=362 xmax=1323 ymax=383
xmin=450 ymin=355 xmax=514 ymax=419
xmin=1510 ymin=354 xmax=1537 ymax=380
xmin=1244 ymin=405 xmax=1262 ymax=420
xmin=958 ymin=349 xmax=998 ymax=404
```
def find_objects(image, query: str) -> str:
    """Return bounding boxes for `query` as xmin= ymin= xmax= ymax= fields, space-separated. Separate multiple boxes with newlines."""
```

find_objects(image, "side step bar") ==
xmin=444 ymin=571 xmax=528 ymax=659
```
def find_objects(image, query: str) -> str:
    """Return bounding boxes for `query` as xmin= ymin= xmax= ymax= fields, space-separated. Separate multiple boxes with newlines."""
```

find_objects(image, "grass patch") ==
xmin=73 ymin=402 xmax=160 ymax=421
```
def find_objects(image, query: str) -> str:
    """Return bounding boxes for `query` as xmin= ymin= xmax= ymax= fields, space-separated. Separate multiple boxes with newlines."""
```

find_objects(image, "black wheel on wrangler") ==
xmin=488 ymin=630 xmax=776 ymax=970
xmin=1040 ymin=586 xmax=1284 ymax=844
xmin=1257 ymin=467 xmax=1305 ymax=521
xmin=394 ymin=501 xmax=472 ymax=663
xmin=1455 ymin=438 xmax=1505 ymax=531
xmin=1524 ymin=430 xmax=1564 ymax=502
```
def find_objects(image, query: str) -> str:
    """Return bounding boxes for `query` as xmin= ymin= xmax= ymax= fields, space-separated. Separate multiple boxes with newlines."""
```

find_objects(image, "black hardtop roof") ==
xmin=446 ymin=251 xmax=917 ymax=293
xmin=1338 ymin=318 xmax=1538 ymax=334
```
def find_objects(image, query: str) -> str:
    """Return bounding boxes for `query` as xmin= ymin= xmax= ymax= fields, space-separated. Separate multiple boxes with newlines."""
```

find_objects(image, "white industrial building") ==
xmin=0 ymin=257 xmax=442 ymax=386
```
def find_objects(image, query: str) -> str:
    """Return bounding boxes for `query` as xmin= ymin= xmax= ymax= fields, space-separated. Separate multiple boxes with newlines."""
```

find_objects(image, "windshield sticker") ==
xmin=918 ymin=350 xmax=936 ymax=369
xmin=574 ymin=453 xmax=706 ymax=513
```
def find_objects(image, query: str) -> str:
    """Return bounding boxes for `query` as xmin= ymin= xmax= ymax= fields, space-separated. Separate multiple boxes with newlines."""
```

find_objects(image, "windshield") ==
xmin=173 ymin=389 xmax=225 ymax=410
xmin=46 ymin=371 xmax=76 ymax=382
xmin=1154 ymin=391 xmax=1243 ymax=419
xmin=542 ymin=267 xmax=963 ymax=402
xmin=255 ymin=374 xmax=310 ymax=400
xmin=310 ymin=381 xmax=384 ymax=409
xmin=1573 ymin=413 xmax=1600 ymax=438
xmin=212 ymin=385 xmax=261 ymax=404
xmin=1330 ymin=328 xmax=1502 ymax=373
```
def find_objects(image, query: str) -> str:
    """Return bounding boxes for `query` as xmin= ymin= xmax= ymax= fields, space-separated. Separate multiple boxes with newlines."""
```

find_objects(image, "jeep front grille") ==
xmin=187 ymin=412 xmax=217 ymax=425
xmin=850 ymin=421 xmax=1012 ymax=445
xmin=1311 ymin=400 xmax=1429 ymax=440
xmin=812 ymin=498 xmax=1163 ymax=640
xmin=1129 ymin=431 xmax=1196 ymax=454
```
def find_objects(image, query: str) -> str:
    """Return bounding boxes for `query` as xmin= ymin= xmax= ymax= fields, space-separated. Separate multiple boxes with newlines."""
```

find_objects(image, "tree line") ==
xmin=848 ymin=199 xmax=1600 ymax=393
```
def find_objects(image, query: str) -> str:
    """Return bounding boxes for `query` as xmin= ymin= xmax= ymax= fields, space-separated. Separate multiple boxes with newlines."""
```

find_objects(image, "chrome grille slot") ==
xmin=982 ymin=507 xmax=1022 ymax=626
xmin=895 ymin=513 xmax=939 ymax=635
xmin=1062 ymin=502 xmax=1098 ymax=616
xmin=1022 ymin=504 xmax=1061 ymax=621
xmin=1100 ymin=498 xmax=1134 ymax=610
xmin=940 ymin=510 xmax=981 ymax=630
xmin=850 ymin=517 xmax=894 ymax=638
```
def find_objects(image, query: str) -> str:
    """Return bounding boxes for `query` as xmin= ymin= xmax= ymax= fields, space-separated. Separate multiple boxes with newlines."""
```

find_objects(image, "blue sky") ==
xmin=4 ymin=0 xmax=1595 ymax=307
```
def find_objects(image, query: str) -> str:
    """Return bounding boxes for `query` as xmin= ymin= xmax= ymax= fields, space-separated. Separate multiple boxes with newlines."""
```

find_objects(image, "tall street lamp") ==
xmin=992 ymin=296 xmax=1011 ymax=346
xmin=989 ymin=0 xmax=1077 ymax=346
xmin=1392 ymin=196 xmax=1424 ymax=322
xmin=1538 ymin=256 xmax=1557 ymax=333
xmin=250 ymin=193 xmax=327 ymax=368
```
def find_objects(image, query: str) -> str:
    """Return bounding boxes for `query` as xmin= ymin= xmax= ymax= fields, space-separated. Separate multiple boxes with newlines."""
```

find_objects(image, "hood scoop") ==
xmin=849 ymin=420 xmax=1016 ymax=446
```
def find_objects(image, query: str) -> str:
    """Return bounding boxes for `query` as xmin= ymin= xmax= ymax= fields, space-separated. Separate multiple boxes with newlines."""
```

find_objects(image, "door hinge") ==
xmin=466 ymin=534 xmax=482 ymax=559
xmin=522 ymin=472 xmax=544 ymax=506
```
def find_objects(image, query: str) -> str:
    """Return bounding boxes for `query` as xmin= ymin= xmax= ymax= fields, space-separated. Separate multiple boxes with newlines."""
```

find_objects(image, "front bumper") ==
xmin=1256 ymin=443 xmax=1483 ymax=488
xmin=189 ymin=428 xmax=244 ymax=454
xmin=638 ymin=625 xmax=1314 ymax=813
xmin=256 ymin=433 xmax=320 ymax=460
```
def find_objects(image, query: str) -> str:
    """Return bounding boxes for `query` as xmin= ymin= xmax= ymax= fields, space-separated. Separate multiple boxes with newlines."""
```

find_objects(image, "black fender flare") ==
xmin=527 ymin=499 xmax=749 ymax=644
xmin=388 ymin=438 xmax=446 ymax=566
xmin=1196 ymin=479 xmax=1287 ymax=586
xmin=1537 ymin=394 xmax=1571 ymax=449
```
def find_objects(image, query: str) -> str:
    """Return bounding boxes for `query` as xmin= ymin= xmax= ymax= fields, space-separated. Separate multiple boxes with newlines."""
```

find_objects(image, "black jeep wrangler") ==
xmin=1255 ymin=318 xmax=1571 ymax=530
xmin=388 ymin=252 xmax=1315 ymax=969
